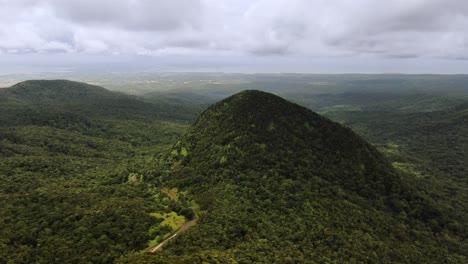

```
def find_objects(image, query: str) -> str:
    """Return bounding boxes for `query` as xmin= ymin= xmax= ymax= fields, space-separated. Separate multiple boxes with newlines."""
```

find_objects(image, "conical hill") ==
xmin=149 ymin=90 xmax=460 ymax=263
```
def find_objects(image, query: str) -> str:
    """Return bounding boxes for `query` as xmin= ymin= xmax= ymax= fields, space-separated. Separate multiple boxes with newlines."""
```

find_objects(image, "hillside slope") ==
xmin=335 ymin=102 xmax=468 ymax=182
xmin=131 ymin=90 xmax=466 ymax=263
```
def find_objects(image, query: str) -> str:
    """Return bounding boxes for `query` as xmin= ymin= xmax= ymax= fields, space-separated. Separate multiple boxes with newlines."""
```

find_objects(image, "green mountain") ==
xmin=136 ymin=90 xmax=465 ymax=263
xmin=168 ymin=90 xmax=402 ymax=201
xmin=2 ymin=80 xmax=120 ymax=103
xmin=0 ymin=80 xmax=200 ymax=125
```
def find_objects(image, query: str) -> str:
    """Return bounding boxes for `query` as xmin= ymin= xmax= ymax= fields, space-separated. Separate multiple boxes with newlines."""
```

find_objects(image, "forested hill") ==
xmin=136 ymin=90 xmax=467 ymax=263
xmin=168 ymin=90 xmax=401 ymax=201
xmin=0 ymin=80 xmax=199 ymax=121
xmin=3 ymin=80 xmax=119 ymax=103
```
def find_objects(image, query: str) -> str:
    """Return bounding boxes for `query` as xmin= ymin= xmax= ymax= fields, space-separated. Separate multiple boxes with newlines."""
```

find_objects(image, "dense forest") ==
xmin=0 ymin=80 xmax=194 ymax=263
xmin=1 ymin=78 xmax=467 ymax=263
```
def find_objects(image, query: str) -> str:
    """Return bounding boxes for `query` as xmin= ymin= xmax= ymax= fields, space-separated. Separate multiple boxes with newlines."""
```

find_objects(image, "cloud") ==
xmin=236 ymin=0 xmax=468 ymax=58
xmin=0 ymin=0 xmax=468 ymax=61
xmin=49 ymin=0 xmax=202 ymax=31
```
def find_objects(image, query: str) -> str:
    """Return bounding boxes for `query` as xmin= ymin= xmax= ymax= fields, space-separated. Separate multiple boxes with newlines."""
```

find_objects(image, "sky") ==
xmin=1 ymin=0 xmax=468 ymax=74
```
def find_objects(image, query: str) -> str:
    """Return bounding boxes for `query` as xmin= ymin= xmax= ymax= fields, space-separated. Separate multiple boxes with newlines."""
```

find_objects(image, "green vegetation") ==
xmin=1 ymin=77 xmax=467 ymax=263
xmin=150 ymin=212 xmax=185 ymax=231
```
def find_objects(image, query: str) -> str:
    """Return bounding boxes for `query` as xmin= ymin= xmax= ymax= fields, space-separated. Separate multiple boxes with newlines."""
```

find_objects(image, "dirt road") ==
xmin=148 ymin=208 xmax=199 ymax=253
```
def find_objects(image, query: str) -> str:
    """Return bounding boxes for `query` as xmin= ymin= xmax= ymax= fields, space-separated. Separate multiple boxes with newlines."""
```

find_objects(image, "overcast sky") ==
xmin=1 ymin=0 xmax=468 ymax=74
